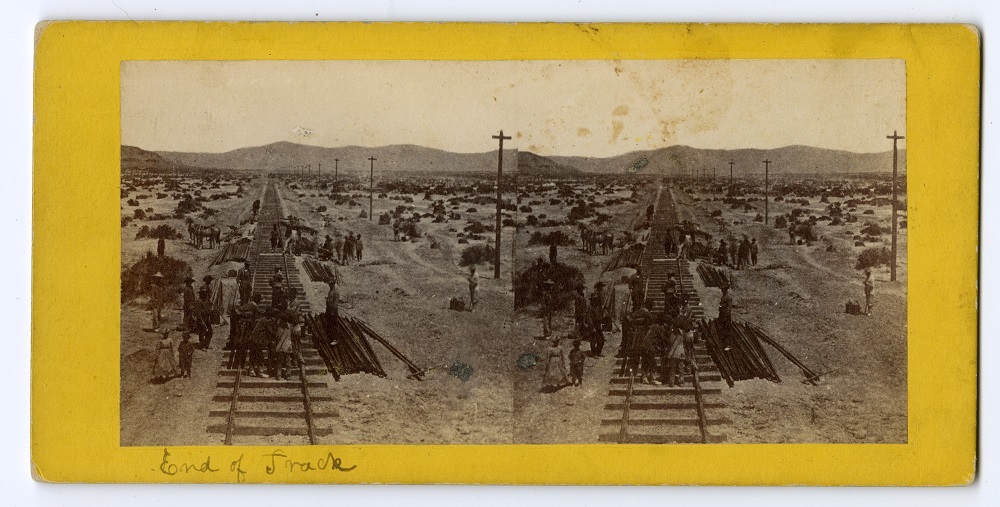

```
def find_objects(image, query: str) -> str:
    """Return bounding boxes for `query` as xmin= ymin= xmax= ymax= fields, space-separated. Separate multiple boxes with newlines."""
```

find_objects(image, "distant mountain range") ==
xmin=129 ymin=141 xmax=516 ymax=174
xmin=516 ymin=151 xmax=584 ymax=177
xmin=122 ymin=142 xmax=904 ymax=176
xmin=121 ymin=145 xmax=192 ymax=172
xmin=546 ymin=145 xmax=906 ymax=175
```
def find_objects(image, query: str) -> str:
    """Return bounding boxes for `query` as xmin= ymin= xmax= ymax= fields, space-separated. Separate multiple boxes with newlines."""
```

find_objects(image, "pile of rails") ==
xmin=210 ymin=239 xmax=252 ymax=266
xmin=699 ymin=319 xmax=819 ymax=387
xmin=304 ymin=313 xmax=424 ymax=381
xmin=602 ymin=244 xmax=645 ymax=273
xmin=698 ymin=319 xmax=781 ymax=386
xmin=697 ymin=263 xmax=736 ymax=288
xmin=302 ymin=258 xmax=337 ymax=283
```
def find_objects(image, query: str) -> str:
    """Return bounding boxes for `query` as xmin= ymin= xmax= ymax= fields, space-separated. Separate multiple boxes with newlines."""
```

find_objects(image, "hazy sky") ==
xmin=121 ymin=59 xmax=905 ymax=157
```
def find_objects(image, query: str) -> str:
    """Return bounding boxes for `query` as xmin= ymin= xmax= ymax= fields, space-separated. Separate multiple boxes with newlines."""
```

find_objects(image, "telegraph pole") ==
xmin=762 ymin=159 xmax=771 ymax=224
xmin=728 ymin=160 xmax=735 ymax=196
xmin=368 ymin=156 xmax=376 ymax=221
xmin=887 ymin=130 xmax=904 ymax=281
xmin=334 ymin=158 xmax=339 ymax=185
xmin=318 ymin=162 xmax=321 ymax=176
xmin=492 ymin=130 xmax=511 ymax=279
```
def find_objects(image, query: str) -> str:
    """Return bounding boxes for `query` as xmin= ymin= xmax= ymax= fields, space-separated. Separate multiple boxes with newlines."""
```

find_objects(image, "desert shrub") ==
xmin=526 ymin=215 xmax=539 ymax=227
xmin=135 ymin=224 xmax=183 ymax=240
xmin=127 ymin=198 xmax=140 ymax=206
xmin=710 ymin=210 xmax=722 ymax=217
xmin=120 ymin=251 xmax=193 ymax=303
xmin=464 ymin=221 xmax=490 ymax=234
xmin=567 ymin=205 xmax=591 ymax=221
xmin=514 ymin=261 xmax=585 ymax=310
xmin=519 ymin=205 xmax=533 ymax=213
xmin=863 ymin=209 xmax=875 ymax=215
xmin=774 ymin=215 xmax=788 ymax=229
xmin=753 ymin=213 xmax=763 ymax=223
xmin=174 ymin=196 xmax=202 ymax=215
xmin=860 ymin=222 xmax=887 ymax=236
xmin=459 ymin=244 xmax=496 ymax=267
xmin=830 ymin=217 xmax=843 ymax=226
xmin=121 ymin=216 xmax=133 ymax=227
xmin=133 ymin=209 xmax=146 ymax=219
xmin=316 ymin=205 xmax=328 ymax=213
xmin=899 ymin=220 xmax=907 ymax=229
xmin=856 ymin=247 xmax=892 ymax=270
xmin=528 ymin=230 xmax=575 ymax=247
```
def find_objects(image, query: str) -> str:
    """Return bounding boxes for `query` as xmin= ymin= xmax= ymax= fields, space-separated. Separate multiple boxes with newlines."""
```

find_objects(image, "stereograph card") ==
xmin=31 ymin=22 xmax=979 ymax=485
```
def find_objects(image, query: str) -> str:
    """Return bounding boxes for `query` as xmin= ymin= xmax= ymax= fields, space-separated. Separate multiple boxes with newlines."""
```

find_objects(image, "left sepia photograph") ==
xmin=119 ymin=61 xmax=518 ymax=446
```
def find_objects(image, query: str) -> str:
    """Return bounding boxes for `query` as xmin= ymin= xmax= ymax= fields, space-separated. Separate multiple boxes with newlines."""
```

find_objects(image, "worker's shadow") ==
xmin=539 ymin=383 xmax=571 ymax=394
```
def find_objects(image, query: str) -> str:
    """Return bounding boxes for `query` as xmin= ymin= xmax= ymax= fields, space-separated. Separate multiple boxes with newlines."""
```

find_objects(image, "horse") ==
xmin=188 ymin=223 xmax=221 ymax=249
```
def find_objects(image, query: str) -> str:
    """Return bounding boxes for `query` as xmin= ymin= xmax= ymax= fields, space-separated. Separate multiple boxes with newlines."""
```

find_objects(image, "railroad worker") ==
xmin=236 ymin=261 xmax=252 ymax=304
xmin=718 ymin=284 xmax=734 ymax=351
xmin=393 ymin=221 xmax=400 ymax=241
xmin=750 ymin=237 xmax=759 ymax=266
xmin=334 ymin=231 xmax=344 ymax=262
xmin=540 ymin=278 xmax=556 ymax=338
xmin=738 ymin=236 xmax=752 ymax=269
xmin=157 ymin=236 xmax=166 ymax=257
xmin=342 ymin=232 xmax=354 ymax=265
xmin=270 ymin=267 xmax=284 ymax=290
xmin=324 ymin=279 xmax=339 ymax=338
xmin=271 ymin=307 xmax=297 ymax=380
xmin=228 ymin=296 xmax=258 ymax=370
xmin=621 ymin=298 xmax=655 ymax=359
xmin=645 ymin=204 xmax=654 ymax=222
xmin=864 ymin=269 xmax=874 ymax=316
xmin=549 ymin=242 xmax=558 ymax=265
xmin=182 ymin=277 xmax=196 ymax=327
xmin=541 ymin=337 xmax=569 ymax=390
xmin=729 ymin=239 xmax=740 ymax=268
xmin=282 ymin=228 xmax=296 ymax=256
xmin=788 ymin=223 xmax=797 ymax=245
xmin=270 ymin=223 xmax=281 ymax=250
xmin=467 ymin=265 xmax=479 ymax=310
xmin=664 ymin=321 xmax=688 ymax=387
xmin=568 ymin=340 xmax=586 ymax=387
xmin=148 ymin=272 xmax=167 ymax=331
xmin=355 ymin=233 xmax=364 ymax=261
xmin=662 ymin=274 xmax=679 ymax=316
xmin=247 ymin=308 xmax=272 ymax=378
xmin=195 ymin=287 xmax=215 ymax=350
xmin=177 ymin=332 xmax=195 ymax=379
xmin=628 ymin=269 xmax=644 ymax=310
xmin=637 ymin=319 xmax=663 ymax=385
xmin=663 ymin=233 xmax=676 ymax=257
xmin=319 ymin=234 xmax=334 ymax=261
xmin=152 ymin=329 xmax=178 ymax=382
xmin=573 ymin=285 xmax=588 ymax=334
xmin=716 ymin=239 xmax=729 ymax=266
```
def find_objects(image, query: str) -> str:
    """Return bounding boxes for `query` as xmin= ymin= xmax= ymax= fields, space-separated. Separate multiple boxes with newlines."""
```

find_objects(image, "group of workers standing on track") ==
xmin=317 ymin=230 xmax=364 ymax=265
xmin=621 ymin=272 xmax=700 ymax=386
xmin=225 ymin=264 xmax=305 ymax=380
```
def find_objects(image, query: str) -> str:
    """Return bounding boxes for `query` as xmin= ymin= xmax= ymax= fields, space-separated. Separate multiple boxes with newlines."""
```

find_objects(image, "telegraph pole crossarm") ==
xmin=492 ymin=130 xmax=512 ymax=280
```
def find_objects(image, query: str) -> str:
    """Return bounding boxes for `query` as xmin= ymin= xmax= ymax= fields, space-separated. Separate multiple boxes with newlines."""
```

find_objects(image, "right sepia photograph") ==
xmin=511 ymin=59 xmax=907 ymax=444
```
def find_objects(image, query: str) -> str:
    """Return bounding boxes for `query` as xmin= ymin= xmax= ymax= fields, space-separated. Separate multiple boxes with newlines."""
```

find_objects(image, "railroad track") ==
xmin=208 ymin=179 xmax=336 ymax=445
xmin=600 ymin=185 xmax=730 ymax=444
